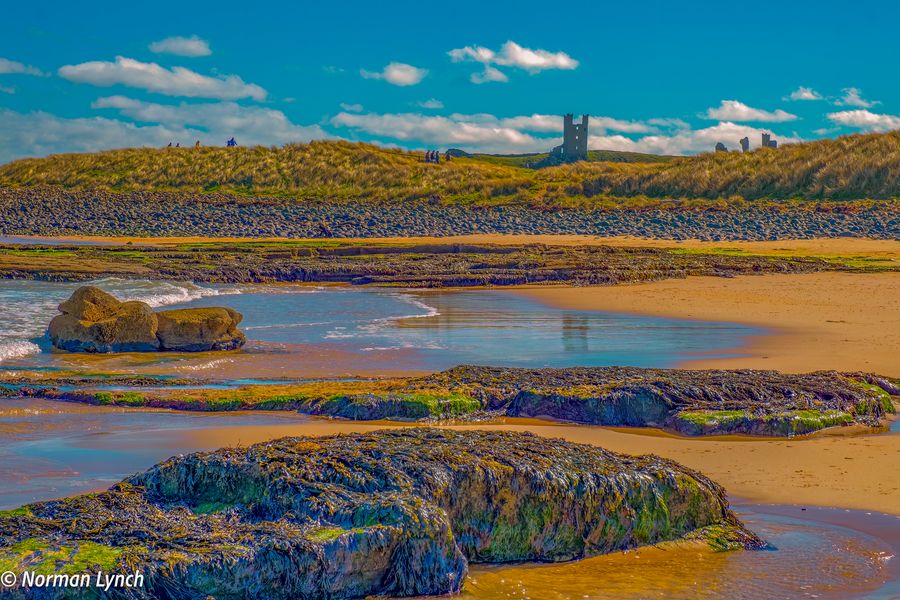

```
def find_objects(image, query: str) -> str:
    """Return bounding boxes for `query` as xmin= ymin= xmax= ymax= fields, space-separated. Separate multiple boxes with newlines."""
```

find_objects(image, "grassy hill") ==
xmin=1 ymin=132 xmax=898 ymax=205
xmin=458 ymin=149 xmax=674 ymax=168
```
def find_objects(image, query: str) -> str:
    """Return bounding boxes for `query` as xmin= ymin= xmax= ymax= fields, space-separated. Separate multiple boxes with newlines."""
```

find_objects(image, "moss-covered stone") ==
xmin=0 ymin=429 xmax=763 ymax=599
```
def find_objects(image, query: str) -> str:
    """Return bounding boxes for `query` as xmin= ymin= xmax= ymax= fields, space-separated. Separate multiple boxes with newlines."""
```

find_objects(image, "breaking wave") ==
xmin=0 ymin=341 xmax=41 ymax=362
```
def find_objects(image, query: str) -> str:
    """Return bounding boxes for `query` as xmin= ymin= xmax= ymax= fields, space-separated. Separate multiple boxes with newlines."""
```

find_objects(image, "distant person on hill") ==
xmin=175 ymin=143 xmax=180 ymax=147
xmin=195 ymin=140 xmax=201 ymax=149
xmin=167 ymin=142 xmax=172 ymax=148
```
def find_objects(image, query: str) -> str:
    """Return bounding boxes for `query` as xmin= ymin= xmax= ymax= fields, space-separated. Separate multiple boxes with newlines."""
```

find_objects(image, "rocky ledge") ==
xmin=25 ymin=365 xmax=896 ymax=437
xmin=0 ymin=429 xmax=763 ymax=599
xmin=48 ymin=286 xmax=245 ymax=352
xmin=420 ymin=366 xmax=898 ymax=436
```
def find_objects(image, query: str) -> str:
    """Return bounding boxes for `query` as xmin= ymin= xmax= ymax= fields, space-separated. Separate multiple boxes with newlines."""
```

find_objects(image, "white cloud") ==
xmin=785 ymin=86 xmax=823 ymax=101
xmin=473 ymin=113 xmax=652 ymax=134
xmin=590 ymin=116 xmax=654 ymax=134
xmin=826 ymin=109 xmax=900 ymax=132
xmin=589 ymin=122 xmax=801 ymax=155
xmin=495 ymin=114 xmax=560 ymax=132
xmin=331 ymin=111 xmax=548 ymax=153
xmin=0 ymin=108 xmax=180 ymax=164
xmin=360 ymin=62 xmax=427 ymax=86
xmin=149 ymin=35 xmax=212 ymax=57
xmin=330 ymin=110 xmax=796 ymax=156
xmin=58 ymin=56 xmax=266 ymax=100
xmin=493 ymin=41 xmax=579 ymax=71
xmin=0 ymin=97 xmax=328 ymax=163
xmin=448 ymin=40 xmax=577 ymax=83
xmin=835 ymin=87 xmax=879 ymax=108
xmin=702 ymin=100 xmax=797 ymax=123
xmin=417 ymin=98 xmax=444 ymax=109
xmin=340 ymin=102 xmax=364 ymax=112
xmin=0 ymin=57 xmax=43 ymax=76
xmin=470 ymin=65 xmax=508 ymax=84
xmin=91 ymin=96 xmax=326 ymax=144
xmin=646 ymin=117 xmax=690 ymax=130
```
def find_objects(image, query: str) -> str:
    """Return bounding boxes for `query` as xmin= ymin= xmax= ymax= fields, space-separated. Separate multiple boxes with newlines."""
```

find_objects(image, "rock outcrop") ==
xmin=0 ymin=429 xmax=763 ymax=599
xmin=48 ymin=286 xmax=160 ymax=352
xmin=48 ymin=286 xmax=245 ymax=353
xmin=156 ymin=307 xmax=245 ymax=351
xmin=419 ymin=365 xmax=896 ymax=436
xmin=17 ymin=365 xmax=896 ymax=436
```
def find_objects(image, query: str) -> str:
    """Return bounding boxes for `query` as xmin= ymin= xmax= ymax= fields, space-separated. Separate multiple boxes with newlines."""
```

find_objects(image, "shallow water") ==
xmin=456 ymin=506 xmax=899 ymax=600
xmin=0 ymin=398 xmax=896 ymax=599
xmin=0 ymin=279 xmax=759 ymax=374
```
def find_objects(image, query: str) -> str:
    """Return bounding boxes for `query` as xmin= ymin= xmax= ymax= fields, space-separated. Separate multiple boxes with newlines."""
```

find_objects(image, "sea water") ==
xmin=0 ymin=279 xmax=760 ymax=372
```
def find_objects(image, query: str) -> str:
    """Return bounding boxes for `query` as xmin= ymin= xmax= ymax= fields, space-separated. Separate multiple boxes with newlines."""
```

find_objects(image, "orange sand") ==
xmin=516 ymin=272 xmax=900 ymax=377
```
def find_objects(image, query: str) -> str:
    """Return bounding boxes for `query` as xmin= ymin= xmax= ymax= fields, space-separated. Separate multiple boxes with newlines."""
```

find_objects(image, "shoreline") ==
xmin=515 ymin=271 xmax=900 ymax=377
xmin=2 ymin=397 xmax=896 ymax=515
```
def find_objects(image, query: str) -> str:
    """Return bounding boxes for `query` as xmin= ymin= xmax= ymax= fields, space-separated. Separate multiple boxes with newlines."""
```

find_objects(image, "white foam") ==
xmin=88 ymin=278 xmax=239 ymax=308
xmin=0 ymin=341 xmax=41 ymax=362
xmin=244 ymin=322 xmax=329 ymax=331
xmin=176 ymin=358 xmax=235 ymax=371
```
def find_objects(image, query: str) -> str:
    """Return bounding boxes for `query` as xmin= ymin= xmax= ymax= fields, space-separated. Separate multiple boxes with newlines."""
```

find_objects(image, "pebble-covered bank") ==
xmin=1 ymin=188 xmax=897 ymax=240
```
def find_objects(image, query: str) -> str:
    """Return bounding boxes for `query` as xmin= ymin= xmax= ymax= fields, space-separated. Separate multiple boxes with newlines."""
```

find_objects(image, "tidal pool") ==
xmin=0 ymin=278 xmax=760 ymax=375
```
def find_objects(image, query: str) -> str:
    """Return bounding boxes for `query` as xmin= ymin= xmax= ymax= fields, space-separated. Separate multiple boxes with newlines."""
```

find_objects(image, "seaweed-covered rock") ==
xmin=417 ymin=365 xmax=897 ymax=435
xmin=48 ymin=286 xmax=160 ymax=352
xmin=47 ymin=286 xmax=245 ymax=353
xmin=0 ymin=429 xmax=762 ymax=599
xmin=156 ymin=307 xmax=245 ymax=351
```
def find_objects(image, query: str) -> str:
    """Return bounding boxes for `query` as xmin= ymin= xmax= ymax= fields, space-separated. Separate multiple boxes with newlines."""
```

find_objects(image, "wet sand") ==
xmin=516 ymin=272 xmax=900 ymax=377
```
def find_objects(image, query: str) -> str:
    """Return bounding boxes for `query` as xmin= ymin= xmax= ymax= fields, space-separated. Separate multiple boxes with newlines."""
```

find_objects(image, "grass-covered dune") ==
xmin=1 ymin=131 xmax=899 ymax=204
xmin=9 ymin=365 xmax=896 ymax=436
xmin=0 ymin=429 xmax=763 ymax=598
xmin=454 ymin=148 xmax=675 ymax=168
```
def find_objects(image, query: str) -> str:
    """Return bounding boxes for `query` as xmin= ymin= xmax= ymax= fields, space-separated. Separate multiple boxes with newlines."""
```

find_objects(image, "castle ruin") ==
xmin=551 ymin=114 xmax=589 ymax=161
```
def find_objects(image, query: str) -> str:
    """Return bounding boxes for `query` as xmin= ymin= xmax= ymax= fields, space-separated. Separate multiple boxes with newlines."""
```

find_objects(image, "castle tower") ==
xmin=561 ymin=114 xmax=589 ymax=160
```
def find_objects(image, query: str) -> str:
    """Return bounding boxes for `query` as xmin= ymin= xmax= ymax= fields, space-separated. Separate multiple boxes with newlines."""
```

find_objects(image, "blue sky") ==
xmin=1 ymin=0 xmax=898 ymax=163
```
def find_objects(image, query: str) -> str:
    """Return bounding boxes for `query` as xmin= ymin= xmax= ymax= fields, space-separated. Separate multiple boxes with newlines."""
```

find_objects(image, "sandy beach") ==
xmin=517 ymin=271 xmax=900 ymax=377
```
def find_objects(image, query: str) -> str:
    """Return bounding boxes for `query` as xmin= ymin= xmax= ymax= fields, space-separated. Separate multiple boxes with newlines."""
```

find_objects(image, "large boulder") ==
xmin=48 ymin=286 xmax=245 ymax=353
xmin=156 ymin=307 xmax=246 ymax=351
xmin=0 ymin=429 xmax=765 ymax=599
xmin=48 ymin=286 xmax=160 ymax=352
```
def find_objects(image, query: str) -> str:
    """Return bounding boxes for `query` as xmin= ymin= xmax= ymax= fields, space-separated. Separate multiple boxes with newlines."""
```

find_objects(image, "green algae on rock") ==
xmin=8 ymin=366 xmax=896 ymax=436
xmin=0 ymin=429 xmax=764 ymax=599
